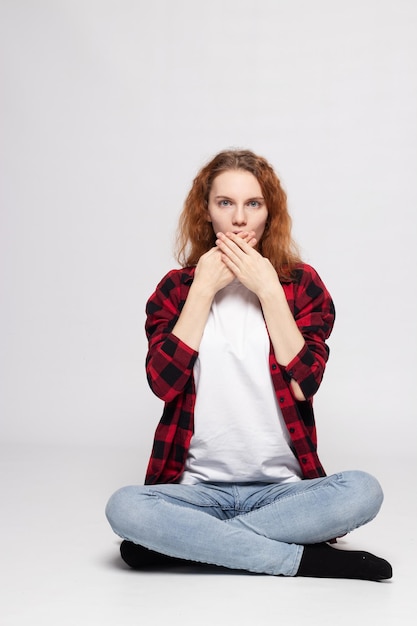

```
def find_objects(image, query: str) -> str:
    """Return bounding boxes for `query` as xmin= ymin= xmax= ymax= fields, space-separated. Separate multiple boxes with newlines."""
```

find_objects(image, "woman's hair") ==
xmin=176 ymin=149 xmax=302 ymax=280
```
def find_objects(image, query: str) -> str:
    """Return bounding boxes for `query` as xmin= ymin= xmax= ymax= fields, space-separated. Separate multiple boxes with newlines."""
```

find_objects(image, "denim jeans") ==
xmin=105 ymin=470 xmax=383 ymax=576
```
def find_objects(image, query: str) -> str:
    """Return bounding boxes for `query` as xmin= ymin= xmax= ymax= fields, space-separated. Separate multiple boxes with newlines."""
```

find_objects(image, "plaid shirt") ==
xmin=144 ymin=264 xmax=335 ymax=485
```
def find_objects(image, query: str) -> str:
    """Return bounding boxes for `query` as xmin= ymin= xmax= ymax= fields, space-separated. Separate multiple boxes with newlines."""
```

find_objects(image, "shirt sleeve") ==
xmin=145 ymin=270 xmax=198 ymax=402
xmin=281 ymin=265 xmax=335 ymax=400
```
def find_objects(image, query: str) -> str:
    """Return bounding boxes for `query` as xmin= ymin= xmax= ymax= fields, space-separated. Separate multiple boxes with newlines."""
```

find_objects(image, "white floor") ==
xmin=1 ymin=443 xmax=414 ymax=626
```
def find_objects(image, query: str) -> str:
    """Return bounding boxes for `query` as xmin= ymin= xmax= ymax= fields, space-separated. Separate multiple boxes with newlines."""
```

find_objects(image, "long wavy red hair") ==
xmin=176 ymin=149 xmax=302 ymax=280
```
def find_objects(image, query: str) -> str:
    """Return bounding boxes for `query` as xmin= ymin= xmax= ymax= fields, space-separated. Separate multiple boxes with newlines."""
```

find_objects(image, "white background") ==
xmin=1 ymin=0 xmax=416 ymax=476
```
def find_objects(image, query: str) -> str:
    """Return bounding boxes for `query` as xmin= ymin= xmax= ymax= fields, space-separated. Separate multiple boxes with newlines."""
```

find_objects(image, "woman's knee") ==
xmin=105 ymin=486 xmax=145 ymax=536
xmin=343 ymin=470 xmax=384 ymax=521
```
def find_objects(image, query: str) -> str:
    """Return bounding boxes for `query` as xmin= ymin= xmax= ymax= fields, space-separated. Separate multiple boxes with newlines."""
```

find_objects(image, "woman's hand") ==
xmin=193 ymin=247 xmax=234 ymax=297
xmin=194 ymin=231 xmax=257 ymax=297
xmin=215 ymin=231 xmax=281 ymax=298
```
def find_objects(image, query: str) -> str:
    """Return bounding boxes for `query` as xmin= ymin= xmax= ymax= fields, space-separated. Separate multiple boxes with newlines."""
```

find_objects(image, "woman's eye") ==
xmin=248 ymin=200 xmax=260 ymax=208
xmin=219 ymin=200 xmax=231 ymax=207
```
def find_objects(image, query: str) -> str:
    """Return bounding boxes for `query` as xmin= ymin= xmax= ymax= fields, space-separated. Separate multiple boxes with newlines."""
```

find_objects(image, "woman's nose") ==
xmin=232 ymin=206 xmax=247 ymax=225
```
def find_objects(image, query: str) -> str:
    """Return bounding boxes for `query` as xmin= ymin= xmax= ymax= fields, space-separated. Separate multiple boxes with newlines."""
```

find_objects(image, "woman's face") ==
xmin=207 ymin=169 xmax=268 ymax=244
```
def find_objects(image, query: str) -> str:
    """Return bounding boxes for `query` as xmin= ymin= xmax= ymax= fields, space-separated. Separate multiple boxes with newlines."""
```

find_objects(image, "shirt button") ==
xmin=279 ymin=397 xmax=285 ymax=403
xmin=302 ymin=458 xmax=307 ymax=464
xmin=271 ymin=364 xmax=277 ymax=370
xmin=289 ymin=427 xmax=295 ymax=433
xmin=288 ymin=369 xmax=294 ymax=377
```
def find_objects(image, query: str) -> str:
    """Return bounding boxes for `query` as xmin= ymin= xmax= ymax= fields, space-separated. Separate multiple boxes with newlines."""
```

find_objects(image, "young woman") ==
xmin=106 ymin=150 xmax=392 ymax=580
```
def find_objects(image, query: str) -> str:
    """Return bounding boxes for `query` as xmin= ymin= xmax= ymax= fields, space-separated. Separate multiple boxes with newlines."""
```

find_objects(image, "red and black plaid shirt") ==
xmin=144 ymin=264 xmax=335 ymax=485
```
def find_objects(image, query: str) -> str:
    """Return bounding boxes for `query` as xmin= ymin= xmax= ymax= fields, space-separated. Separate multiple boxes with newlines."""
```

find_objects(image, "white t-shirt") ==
xmin=180 ymin=279 xmax=302 ymax=485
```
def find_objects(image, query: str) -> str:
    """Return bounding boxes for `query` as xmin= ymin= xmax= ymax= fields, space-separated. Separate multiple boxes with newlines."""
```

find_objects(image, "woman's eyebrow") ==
xmin=214 ymin=195 xmax=264 ymax=200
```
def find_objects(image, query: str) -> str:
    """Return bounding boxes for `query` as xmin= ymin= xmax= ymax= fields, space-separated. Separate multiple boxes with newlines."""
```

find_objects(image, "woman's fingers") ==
xmin=215 ymin=232 xmax=256 ymax=261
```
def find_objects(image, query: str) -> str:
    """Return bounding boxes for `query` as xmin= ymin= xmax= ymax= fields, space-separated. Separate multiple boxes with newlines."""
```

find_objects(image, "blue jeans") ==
xmin=105 ymin=471 xmax=383 ymax=576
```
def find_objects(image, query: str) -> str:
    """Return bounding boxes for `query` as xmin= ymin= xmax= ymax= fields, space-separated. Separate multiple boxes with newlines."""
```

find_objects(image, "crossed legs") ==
xmin=106 ymin=470 xmax=391 ymax=579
